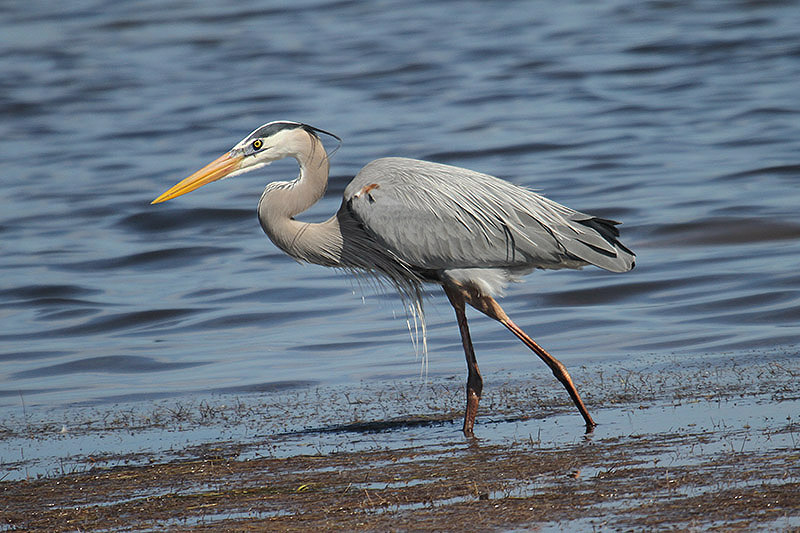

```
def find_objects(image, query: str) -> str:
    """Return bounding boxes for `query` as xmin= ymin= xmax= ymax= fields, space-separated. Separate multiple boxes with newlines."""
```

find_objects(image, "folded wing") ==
xmin=344 ymin=158 xmax=635 ymax=274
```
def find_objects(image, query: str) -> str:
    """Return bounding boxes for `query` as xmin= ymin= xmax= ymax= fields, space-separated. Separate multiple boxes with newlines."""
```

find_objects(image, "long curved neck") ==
xmin=257 ymin=133 xmax=344 ymax=266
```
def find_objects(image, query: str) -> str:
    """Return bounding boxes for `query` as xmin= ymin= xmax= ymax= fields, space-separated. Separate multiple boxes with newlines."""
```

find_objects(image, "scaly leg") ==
xmin=502 ymin=318 xmax=596 ymax=430
xmin=453 ymin=282 xmax=596 ymax=431
xmin=443 ymin=284 xmax=483 ymax=437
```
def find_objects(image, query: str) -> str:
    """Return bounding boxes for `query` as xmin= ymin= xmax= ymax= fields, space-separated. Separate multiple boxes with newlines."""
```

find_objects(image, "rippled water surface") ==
xmin=2 ymin=1 xmax=800 ymax=434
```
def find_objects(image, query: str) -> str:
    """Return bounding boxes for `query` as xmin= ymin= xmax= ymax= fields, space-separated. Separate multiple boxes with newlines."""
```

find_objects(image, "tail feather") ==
xmin=568 ymin=216 xmax=635 ymax=272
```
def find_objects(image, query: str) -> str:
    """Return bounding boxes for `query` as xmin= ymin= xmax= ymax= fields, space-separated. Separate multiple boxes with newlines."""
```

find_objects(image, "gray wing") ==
xmin=344 ymin=157 xmax=634 ymax=273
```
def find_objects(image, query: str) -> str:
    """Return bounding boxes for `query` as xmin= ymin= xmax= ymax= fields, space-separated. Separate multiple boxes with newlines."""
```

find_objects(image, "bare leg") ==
xmin=452 ymin=282 xmax=596 ymax=431
xmin=444 ymin=285 xmax=483 ymax=437
xmin=502 ymin=318 xmax=596 ymax=430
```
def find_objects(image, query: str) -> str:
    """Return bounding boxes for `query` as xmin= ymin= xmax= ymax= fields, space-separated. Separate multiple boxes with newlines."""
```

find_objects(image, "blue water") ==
xmin=2 ymin=1 xmax=800 ymax=420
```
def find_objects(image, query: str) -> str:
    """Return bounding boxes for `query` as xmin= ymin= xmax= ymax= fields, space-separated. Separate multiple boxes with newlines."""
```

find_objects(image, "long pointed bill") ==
xmin=151 ymin=152 xmax=244 ymax=204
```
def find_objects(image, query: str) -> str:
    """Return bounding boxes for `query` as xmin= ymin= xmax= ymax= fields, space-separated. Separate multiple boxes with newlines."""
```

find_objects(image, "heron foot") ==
xmin=462 ymin=388 xmax=481 ymax=437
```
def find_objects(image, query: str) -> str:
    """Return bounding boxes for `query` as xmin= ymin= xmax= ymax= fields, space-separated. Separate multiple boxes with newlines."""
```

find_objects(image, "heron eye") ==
xmin=252 ymin=139 xmax=263 ymax=151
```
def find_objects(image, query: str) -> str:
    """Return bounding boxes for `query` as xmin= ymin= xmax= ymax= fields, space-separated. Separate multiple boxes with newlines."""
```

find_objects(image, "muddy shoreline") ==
xmin=2 ymin=356 xmax=799 ymax=531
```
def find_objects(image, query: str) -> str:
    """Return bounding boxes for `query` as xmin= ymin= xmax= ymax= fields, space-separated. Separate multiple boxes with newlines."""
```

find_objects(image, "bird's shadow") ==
xmin=276 ymin=412 xmax=595 ymax=442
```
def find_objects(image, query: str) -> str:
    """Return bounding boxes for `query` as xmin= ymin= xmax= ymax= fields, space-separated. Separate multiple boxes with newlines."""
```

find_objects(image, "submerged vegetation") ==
xmin=2 ymin=356 xmax=798 ymax=531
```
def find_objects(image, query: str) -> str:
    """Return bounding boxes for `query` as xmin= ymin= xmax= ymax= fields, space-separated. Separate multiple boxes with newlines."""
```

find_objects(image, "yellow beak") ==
xmin=151 ymin=152 xmax=244 ymax=204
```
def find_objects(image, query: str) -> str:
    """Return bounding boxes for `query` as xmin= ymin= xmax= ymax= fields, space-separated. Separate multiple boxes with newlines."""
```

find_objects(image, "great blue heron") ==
xmin=152 ymin=121 xmax=635 ymax=436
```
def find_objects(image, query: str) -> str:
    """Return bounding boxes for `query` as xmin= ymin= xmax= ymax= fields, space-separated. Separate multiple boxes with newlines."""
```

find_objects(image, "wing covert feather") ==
xmin=344 ymin=158 xmax=633 ymax=273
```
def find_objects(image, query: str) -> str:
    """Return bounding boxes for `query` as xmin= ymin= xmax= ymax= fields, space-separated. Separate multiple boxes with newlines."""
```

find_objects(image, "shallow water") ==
xmin=2 ymin=1 xmax=800 ymax=440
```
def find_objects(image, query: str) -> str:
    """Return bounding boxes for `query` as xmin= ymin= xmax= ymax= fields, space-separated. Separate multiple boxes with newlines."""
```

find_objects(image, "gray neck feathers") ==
xmin=257 ymin=133 xmax=344 ymax=266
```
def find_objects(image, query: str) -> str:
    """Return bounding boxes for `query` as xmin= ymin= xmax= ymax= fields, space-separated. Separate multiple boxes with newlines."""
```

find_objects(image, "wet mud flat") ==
xmin=2 ymin=354 xmax=799 ymax=531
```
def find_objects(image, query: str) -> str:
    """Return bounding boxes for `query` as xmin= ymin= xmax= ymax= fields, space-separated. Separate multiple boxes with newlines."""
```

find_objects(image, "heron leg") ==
xmin=455 ymin=283 xmax=596 ymax=431
xmin=443 ymin=285 xmax=483 ymax=438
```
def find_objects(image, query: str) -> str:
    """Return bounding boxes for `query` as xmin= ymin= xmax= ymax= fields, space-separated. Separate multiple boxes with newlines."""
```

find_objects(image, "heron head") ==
xmin=151 ymin=121 xmax=339 ymax=204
